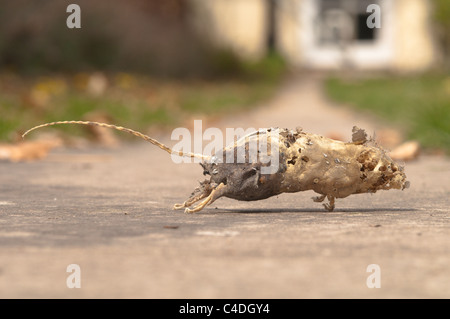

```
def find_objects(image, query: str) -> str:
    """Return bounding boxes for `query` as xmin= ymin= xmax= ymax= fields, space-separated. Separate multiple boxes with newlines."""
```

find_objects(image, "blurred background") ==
xmin=0 ymin=0 xmax=449 ymax=158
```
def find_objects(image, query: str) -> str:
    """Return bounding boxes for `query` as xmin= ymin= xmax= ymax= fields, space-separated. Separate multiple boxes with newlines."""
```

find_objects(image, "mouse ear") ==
xmin=351 ymin=126 xmax=368 ymax=144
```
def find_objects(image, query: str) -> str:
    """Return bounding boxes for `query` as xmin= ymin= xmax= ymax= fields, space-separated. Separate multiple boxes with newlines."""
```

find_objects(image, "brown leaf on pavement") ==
xmin=0 ymin=138 xmax=62 ymax=162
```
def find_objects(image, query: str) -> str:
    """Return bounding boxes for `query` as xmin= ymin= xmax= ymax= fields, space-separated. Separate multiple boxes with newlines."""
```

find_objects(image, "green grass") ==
xmin=324 ymin=74 xmax=450 ymax=153
xmin=178 ymin=52 xmax=286 ymax=114
xmin=0 ymin=54 xmax=286 ymax=142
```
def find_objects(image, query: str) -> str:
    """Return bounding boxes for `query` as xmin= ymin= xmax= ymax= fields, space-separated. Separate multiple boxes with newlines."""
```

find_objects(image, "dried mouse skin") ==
xmin=23 ymin=121 xmax=409 ymax=213
xmin=177 ymin=127 xmax=409 ymax=213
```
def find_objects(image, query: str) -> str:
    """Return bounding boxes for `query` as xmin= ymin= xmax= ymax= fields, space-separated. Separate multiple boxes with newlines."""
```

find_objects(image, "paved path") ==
xmin=0 ymin=76 xmax=449 ymax=298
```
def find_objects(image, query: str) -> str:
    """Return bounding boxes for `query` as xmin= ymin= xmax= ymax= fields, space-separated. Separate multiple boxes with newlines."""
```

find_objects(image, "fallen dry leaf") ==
xmin=83 ymin=111 xmax=120 ymax=148
xmin=0 ymin=137 xmax=62 ymax=162
xmin=389 ymin=140 xmax=420 ymax=161
xmin=325 ymin=131 xmax=345 ymax=142
xmin=375 ymin=128 xmax=403 ymax=149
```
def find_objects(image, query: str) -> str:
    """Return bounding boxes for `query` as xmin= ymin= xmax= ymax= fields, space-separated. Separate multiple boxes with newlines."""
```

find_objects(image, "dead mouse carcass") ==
xmin=23 ymin=121 xmax=409 ymax=213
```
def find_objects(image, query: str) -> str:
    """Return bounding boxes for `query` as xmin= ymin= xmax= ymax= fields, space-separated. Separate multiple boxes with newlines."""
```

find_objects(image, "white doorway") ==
xmin=300 ymin=0 xmax=395 ymax=69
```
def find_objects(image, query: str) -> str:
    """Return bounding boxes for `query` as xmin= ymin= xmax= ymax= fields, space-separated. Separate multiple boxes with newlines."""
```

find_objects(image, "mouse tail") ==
xmin=22 ymin=120 xmax=209 ymax=160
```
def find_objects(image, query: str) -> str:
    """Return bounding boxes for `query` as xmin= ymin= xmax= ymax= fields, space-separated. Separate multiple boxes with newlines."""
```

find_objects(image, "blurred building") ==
xmin=190 ymin=0 xmax=437 ymax=72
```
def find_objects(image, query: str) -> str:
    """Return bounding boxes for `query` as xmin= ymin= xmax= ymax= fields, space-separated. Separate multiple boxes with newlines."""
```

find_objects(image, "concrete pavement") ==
xmin=0 ymin=76 xmax=449 ymax=298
